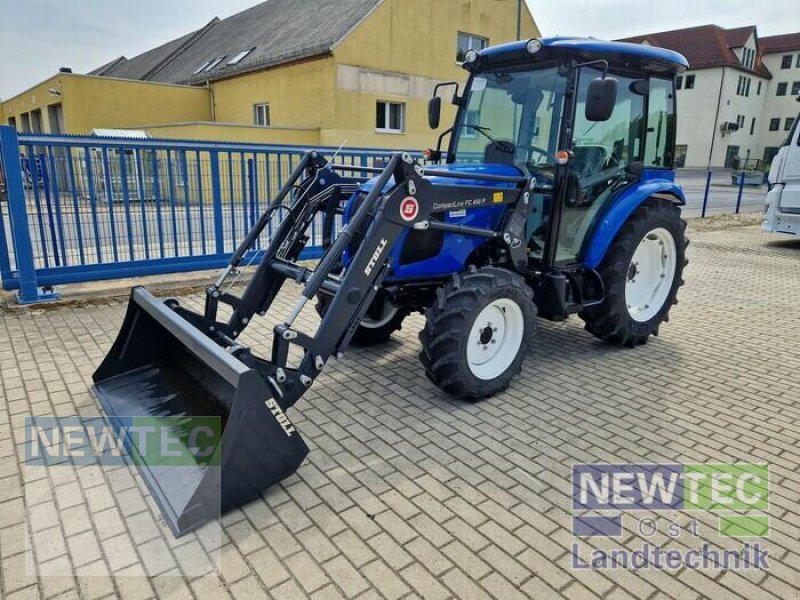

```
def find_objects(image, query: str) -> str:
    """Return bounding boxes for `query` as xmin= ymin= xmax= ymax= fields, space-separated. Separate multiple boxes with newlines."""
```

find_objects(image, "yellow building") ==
xmin=1 ymin=0 xmax=540 ymax=149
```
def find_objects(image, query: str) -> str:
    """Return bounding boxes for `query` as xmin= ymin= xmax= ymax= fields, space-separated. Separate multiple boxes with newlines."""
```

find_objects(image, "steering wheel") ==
xmin=519 ymin=145 xmax=553 ymax=166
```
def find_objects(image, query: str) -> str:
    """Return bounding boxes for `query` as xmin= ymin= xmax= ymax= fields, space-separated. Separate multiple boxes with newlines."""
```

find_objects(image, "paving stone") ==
xmin=285 ymin=550 xmax=330 ymax=594
xmin=322 ymin=555 xmax=369 ymax=598
xmin=400 ymin=563 xmax=449 ymax=600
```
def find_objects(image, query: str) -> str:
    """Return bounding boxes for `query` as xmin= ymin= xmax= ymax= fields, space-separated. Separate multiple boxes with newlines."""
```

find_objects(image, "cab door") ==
xmin=556 ymin=68 xmax=652 ymax=265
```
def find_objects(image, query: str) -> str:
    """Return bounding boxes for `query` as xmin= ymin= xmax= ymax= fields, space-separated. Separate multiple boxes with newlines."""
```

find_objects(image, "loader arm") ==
xmin=93 ymin=150 xmax=526 ymax=536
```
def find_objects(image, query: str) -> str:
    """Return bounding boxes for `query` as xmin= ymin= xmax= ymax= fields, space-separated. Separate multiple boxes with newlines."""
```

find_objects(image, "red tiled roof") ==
xmin=760 ymin=33 xmax=800 ymax=54
xmin=618 ymin=24 xmax=771 ymax=78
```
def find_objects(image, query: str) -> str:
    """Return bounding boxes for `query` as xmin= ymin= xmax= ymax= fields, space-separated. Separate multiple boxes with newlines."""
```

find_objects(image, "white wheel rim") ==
xmin=360 ymin=302 xmax=399 ymax=329
xmin=466 ymin=298 xmax=525 ymax=380
xmin=625 ymin=227 xmax=677 ymax=323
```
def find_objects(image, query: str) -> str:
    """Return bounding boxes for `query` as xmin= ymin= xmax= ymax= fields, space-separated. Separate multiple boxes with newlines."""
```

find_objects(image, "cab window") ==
xmin=644 ymin=78 xmax=675 ymax=168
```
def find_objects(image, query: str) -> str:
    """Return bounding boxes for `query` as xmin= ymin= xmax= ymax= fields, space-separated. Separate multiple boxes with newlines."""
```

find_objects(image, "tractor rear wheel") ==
xmin=580 ymin=198 xmax=688 ymax=347
xmin=316 ymin=292 xmax=407 ymax=346
xmin=419 ymin=266 xmax=536 ymax=400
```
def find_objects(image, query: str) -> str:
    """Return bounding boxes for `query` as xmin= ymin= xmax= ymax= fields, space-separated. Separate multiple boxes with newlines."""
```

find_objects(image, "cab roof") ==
xmin=475 ymin=37 xmax=689 ymax=74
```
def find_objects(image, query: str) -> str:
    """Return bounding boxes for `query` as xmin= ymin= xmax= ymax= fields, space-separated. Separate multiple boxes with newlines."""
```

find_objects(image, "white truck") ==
xmin=763 ymin=111 xmax=800 ymax=235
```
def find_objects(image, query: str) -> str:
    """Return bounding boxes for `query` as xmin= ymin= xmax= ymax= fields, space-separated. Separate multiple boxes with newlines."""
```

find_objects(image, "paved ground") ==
xmin=1 ymin=222 xmax=799 ymax=600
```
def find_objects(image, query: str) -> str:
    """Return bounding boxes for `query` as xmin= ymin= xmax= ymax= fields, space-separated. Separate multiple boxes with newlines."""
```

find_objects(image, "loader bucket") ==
xmin=92 ymin=287 xmax=309 ymax=537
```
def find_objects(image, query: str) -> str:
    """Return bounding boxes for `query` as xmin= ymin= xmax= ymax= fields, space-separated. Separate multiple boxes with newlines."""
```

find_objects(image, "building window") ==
xmin=253 ymin=103 xmax=270 ymax=127
xmin=7 ymin=117 xmax=16 ymax=130
xmin=777 ymin=82 xmax=788 ymax=96
xmin=456 ymin=32 xmax=488 ymax=63
xmin=461 ymin=110 xmax=481 ymax=137
xmin=47 ymin=103 xmax=64 ymax=134
xmin=736 ymin=76 xmax=752 ymax=96
xmin=797 ymin=54 xmax=800 ymax=68
xmin=792 ymin=81 xmax=800 ymax=96
xmin=227 ymin=48 xmax=255 ymax=66
xmin=205 ymin=56 xmax=225 ymax=72
xmin=30 ymin=109 xmax=43 ymax=133
xmin=674 ymin=144 xmax=688 ymax=168
xmin=750 ymin=117 xmax=756 ymax=135
xmin=781 ymin=55 xmax=793 ymax=69
xmin=193 ymin=60 xmax=211 ymax=74
xmin=769 ymin=118 xmax=781 ymax=131
xmin=764 ymin=147 xmax=780 ymax=164
xmin=736 ymin=114 xmax=745 ymax=129
xmin=786 ymin=117 xmax=796 ymax=131
xmin=676 ymin=76 xmax=683 ymax=90
xmin=195 ymin=56 xmax=226 ymax=74
xmin=741 ymin=47 xmax=756 ymax=69
xmin=757 ymin=80 xmax=762 ymax=95
xmin=684 ymin=74 xmax=696 ymax=89
xmin=376 ymin=101 xmax=405 ymax=133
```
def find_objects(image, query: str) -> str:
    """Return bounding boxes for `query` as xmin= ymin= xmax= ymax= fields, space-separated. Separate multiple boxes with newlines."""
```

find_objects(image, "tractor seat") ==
xmin=572 ymin=145 xmax=608 ymax=179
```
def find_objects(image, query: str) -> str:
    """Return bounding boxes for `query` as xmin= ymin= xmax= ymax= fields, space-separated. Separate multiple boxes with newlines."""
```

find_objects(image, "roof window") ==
xmin=227 ymin=48 xmax=255 ymax=66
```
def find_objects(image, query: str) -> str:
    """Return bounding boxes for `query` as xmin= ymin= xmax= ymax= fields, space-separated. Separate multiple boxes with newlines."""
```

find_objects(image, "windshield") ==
xmin=451 ymin=65 xmax=568 ymax=176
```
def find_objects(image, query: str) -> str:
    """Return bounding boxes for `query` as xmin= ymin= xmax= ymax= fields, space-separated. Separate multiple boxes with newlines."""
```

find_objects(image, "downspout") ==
xmin=516 ymin=0 xmax=522 ymax=40
xmin=707 ymin=67 xmax=726 ymax=169
xmin=206 ymin=80 xmax=216 ymax=122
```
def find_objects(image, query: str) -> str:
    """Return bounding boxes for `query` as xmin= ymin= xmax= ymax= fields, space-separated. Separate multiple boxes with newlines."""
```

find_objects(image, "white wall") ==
xmin=675 ymin=68 xmax=724 ymax=167
xmin=714 ymin=64 xmax=767 ymax=167
xmin=758 ymin=51 xmax=800 ymax=161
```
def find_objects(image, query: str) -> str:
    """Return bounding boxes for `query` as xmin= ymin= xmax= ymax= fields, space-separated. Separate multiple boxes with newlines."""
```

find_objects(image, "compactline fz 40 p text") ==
xmin=94 ymin=37 xmax=690 ymax=535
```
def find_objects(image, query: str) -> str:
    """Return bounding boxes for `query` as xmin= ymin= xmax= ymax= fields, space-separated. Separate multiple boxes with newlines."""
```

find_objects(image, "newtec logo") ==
xmin=572 ymin=464 xmax=770 ymax=538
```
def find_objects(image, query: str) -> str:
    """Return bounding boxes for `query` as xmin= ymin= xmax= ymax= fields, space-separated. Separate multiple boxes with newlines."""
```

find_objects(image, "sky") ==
xmin=1 ymin=0 xmax=799 ymax=100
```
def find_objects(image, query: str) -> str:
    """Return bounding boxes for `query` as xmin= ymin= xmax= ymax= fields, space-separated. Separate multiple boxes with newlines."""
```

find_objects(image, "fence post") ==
xmin=0 ymin=144 xmax=12 ymax=285
xmin=0 ymin=126 xmax=58 ymax=303
xmin=701 ymin=170 xmax=712 ymax=218
xmin=210 ymin=150 xmax=225 ymax=255
xmin=735 ymin=171 xmax=745 ymax=214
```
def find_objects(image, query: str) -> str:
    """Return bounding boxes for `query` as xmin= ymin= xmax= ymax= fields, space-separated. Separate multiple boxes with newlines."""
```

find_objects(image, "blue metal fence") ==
xmin=0 ymin=126 xmax=404 ymax=303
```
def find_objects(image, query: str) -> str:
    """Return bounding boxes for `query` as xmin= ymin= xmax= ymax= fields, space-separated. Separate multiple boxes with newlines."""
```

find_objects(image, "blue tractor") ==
xmin=94 ymin=38 xmax=690 ymax=535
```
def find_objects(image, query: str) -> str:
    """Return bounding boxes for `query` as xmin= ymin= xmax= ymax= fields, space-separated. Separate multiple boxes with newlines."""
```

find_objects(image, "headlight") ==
xmin=526 ymin=39 xmax=543 ymax=54
xmin=464 ymin=49 xmax=479 ymax=64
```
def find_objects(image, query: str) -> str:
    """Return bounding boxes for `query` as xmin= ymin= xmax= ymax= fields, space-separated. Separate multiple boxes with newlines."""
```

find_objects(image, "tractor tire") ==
xmin=315 ymin=293 xmax=407 ymax=347
xmin=419 ymin=266 xmax=536 ymax=401
xmin=579 ymin=198 xmax=688 ymax=347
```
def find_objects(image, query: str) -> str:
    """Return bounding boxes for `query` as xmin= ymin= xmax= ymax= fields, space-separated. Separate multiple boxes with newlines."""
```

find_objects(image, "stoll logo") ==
xmin=571 ymin=464 xmax=770 ymax=571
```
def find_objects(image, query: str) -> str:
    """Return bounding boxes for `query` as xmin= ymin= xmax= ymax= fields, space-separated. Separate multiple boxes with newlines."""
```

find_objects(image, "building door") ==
xmin=763 ymin=147 xmax=780 ymax=167
xmin=724 ymin=145 xmax=740 ymax=169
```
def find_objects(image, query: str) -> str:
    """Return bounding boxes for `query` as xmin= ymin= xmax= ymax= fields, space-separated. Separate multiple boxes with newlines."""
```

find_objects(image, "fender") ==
xmin=582 ymin=170 xmax=685 ymax=269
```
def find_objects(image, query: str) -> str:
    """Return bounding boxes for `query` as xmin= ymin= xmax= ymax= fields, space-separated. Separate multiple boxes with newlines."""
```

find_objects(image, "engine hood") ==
xmin=357 ymin=162 xmax=524 ymax=194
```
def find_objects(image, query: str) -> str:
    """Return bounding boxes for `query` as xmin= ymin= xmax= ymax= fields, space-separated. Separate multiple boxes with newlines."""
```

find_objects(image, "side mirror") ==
xmin=585 ymin=77 xmax=618 ymax=122
xmin=428 ymin=96 xmax=442 ymax=129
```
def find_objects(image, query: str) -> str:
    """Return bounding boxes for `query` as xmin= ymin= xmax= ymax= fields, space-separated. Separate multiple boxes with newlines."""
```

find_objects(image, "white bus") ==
xmin=763 ymin=109 xmax=800 ymax=236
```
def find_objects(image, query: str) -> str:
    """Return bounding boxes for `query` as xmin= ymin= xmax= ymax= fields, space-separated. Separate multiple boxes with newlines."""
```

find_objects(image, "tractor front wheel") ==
xmin=419 ymin=266 xmax=536 ymax=400
xmin=580 ymin=198 xmax=688 ymax=347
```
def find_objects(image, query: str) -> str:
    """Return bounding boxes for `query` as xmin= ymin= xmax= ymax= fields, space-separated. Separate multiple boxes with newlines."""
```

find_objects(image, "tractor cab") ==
xmin=427 ymin=37 xmax=688 ymax=271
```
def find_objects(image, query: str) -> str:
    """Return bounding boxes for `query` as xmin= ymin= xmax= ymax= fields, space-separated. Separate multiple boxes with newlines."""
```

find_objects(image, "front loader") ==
xmin=93 ymin=37 xmax=690 ymax=535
